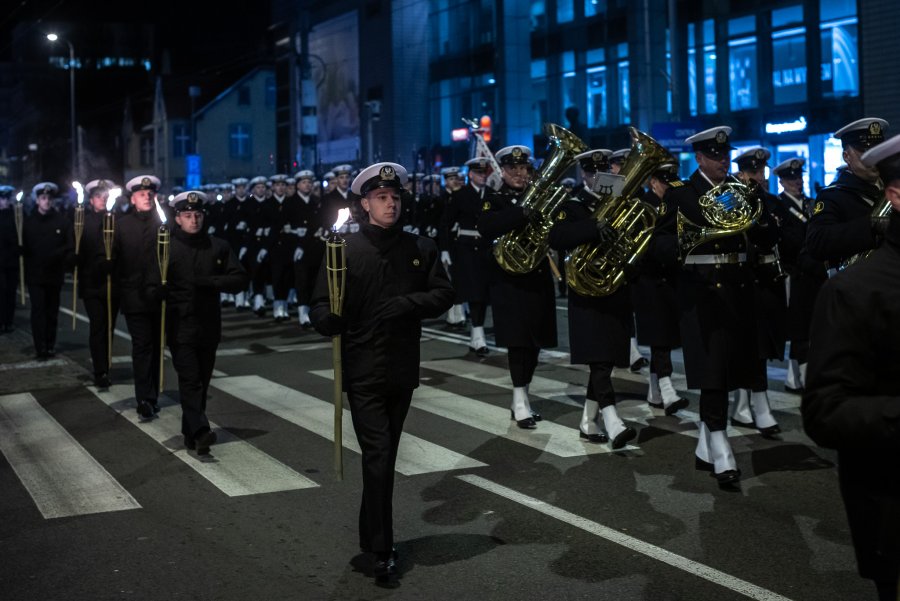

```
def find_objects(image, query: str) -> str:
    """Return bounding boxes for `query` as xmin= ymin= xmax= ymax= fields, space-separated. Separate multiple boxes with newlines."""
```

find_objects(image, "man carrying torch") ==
xmin=310 ymin=162 xmax=453 ymax=584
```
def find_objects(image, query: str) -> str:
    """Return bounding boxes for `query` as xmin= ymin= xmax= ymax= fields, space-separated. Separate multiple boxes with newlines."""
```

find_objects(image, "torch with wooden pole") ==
xmin=14 ymin=191 xmax=24 ymax=306
xmin=155 ymin=198 xmax=170 ymax=394
xmin=102 ymin=189 xmax=120 ymax=368
xmin=326 ymin=207 xmax=350 ymax=480
xmin=71 ymin=181 xmax=84 ymax=330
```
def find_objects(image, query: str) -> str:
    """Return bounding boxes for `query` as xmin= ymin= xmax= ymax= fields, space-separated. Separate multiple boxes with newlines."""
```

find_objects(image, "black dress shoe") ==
xmin=695 ymin=457 xmax=714 ymax=472
xmin=647 ymin=400 xmax=664 ymax=409
xmin=579 ymin=430 xmax=608 ymax=443
xmin=611 ymin=426 xmax=637 ymax=450
xmin=630 ymin=357 xmax=649 ymax=372
xmin=713 ymin=469 xmax=741 ymax=485
xmin=757 ymin=424 xmax=782 ymax=439
xmin=783 ymin=385 xmax=803 ymax=394
xmin=372 ymin=555 xmax=398 ymax=583
xmin=137 ymin=401 xmax=154 ymax=419
xmin=474 ymin=346 xmax=489 ymax=357
xmin=730 ymin=417 xmax=755 ymax=429
xmin=94 ymin=374 xmax=112 ymax=388
xmin=47 ymin=347 xmax=56 ymax=357
xmin=509 ymin=410 xmax=542 ymax=422
xmin=195 ymin=429 xmax=217 ymax=455
xmin=183 ymin=436 xmax=196 ymax=450
xmin=664 ymin=398 xmax=690 ymax=416
xmin=514 ymin=417 xmax=537 ymax=429
xmin=35 ymin=351 xmax=48 ymax=361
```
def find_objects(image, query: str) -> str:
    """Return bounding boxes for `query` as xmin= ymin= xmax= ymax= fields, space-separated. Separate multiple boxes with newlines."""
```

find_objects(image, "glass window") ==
xmin=772 ymin=28 xmax=806 ymax=104
xmin=703 ymin=45 xmax=717 ymax=113
xmin=772 ymin=5 xmax=803 ymax=28
xmin=665 ymin=29 xmax=672 ymax=114
xmin=687 ymin=23 xmax=698 ymax=116
xmin=728 ymin=36 xmax=757 ymax=110
xmin=618 ymin=59 xmax=630 ymax=124
xmin=172 ymin=124 xmax=190 ymax=158
xmin=728 ymin=16 xmax=755 ymax=37
xmin=822 ymin=135 xmax=843 ymax=185
xmin=557 ymin=0 xmax=574 ymax=23
xmin=531 ymin=1 xmax=546 ymax=31
xmin=562 ymin=51 xmax=577 ymax=112
xmin=229 ymin=124 xmax=252 ymax=159
xmin=820 ymin=17 xmax=859 ymax=97
xmin=820 ymin=0 xmax=856 ymax=21
xmin=532 ymin=59 xmax=548 ymax=135
xmin=586 ymin=48 xmax=605 ymax=64
xmin=586 ymin=66 xmax=607 ymax=128
xmin=585 ymin=0 xmax=606 ymax=18
xmin=531 ymin=59 xmax=547 ymax=79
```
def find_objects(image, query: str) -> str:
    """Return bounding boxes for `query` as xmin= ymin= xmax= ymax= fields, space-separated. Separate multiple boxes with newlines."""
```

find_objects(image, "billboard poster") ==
xmin=309 ymin=12 xmax=361 ymax=164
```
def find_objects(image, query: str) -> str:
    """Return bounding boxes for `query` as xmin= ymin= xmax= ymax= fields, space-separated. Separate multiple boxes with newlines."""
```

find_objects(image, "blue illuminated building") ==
xmin=272 ymin=0 xmax=899 ymax=194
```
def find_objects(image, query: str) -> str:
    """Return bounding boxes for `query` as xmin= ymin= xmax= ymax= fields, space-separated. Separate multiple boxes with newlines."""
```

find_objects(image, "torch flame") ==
xmin=106 ymin=188 xmax=121 ymax=212
xmin=15 ymin=191 xmax=23 ymax=202
xmin=73 ymin=181 xmax=84 ymax=205
xmin=333 ymin=208 xmax=351 ymax=231
xmin=154 ymin=197 xmax=167 ymax=224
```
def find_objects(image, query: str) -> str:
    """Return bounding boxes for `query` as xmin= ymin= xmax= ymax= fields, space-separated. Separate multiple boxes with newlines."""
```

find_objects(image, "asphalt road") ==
xmin=0 ymin=292 xmax=870 ymax=601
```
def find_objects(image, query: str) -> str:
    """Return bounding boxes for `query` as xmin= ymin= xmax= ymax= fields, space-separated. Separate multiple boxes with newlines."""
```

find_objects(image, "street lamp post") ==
xmin=47 ymin=33 xmax=78 ymax=180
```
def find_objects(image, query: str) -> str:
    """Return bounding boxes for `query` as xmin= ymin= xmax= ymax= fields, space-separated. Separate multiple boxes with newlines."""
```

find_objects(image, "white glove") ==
xmin=428 ymin=227 xmax=438 ymax=238
xmin=296 ymin=227 xmax=307 ymax=237
xmin=349 ymin=223 xmax=360 ymax=233
xmin=236 ymin=221 xmax=248 ymax=231
xmin=238 ymin=247 xmax=247 ymax=261
xmin=293 ymin=247 xmax=304 ymax=262
xmin=264 ymin=227 xmax=271 ymax=236
xmin=255 ymin=227 xmax=264 ymax=237
xmin=412 ymin=227 xmax=420 ymax=235
xmin=441 ymin=251 xmax=452 ymax=266
xmin=403 ymin=225 xmax=414 ymax=233
xmin=257 ymin=249 xmax=268 ymax=263
xmin=208 ymin=226 xmax=216 ymax=234
xmin=283 ymin=224 xmax=292 ymax=233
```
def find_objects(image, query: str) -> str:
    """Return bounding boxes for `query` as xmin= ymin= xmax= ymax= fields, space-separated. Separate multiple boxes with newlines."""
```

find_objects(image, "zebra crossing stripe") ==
xmin=210 ymin=375 xmax=486 ymax=476
xmin=0 ymin=392 xmax=141 ymax=519
xmin=89 ymin=385 xmax=319 ymax=496
xmin=309 ymin=370 xmax=625 ymax=457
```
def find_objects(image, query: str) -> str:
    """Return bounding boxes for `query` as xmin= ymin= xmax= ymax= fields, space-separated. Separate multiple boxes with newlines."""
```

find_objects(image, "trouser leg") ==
xmin=507 ymin=346 xmax=539 ymax=387
xmin=468 ymin=302 xmax=486 ymax=328
xmin=699 ymin=389 xmax=728 ymax=431
xmin=649 ymin=346 xmax=673 ymax=378
xmin=28 ymin=284 xmax=47 ymax=353
xmin=84 ymin=295 xmax=119 ymax=376
xmin=124 ymin=311 xmax=162 ymax=403
xmin=170 ymin=342 xmax=212 ymax=438
xmin=0 ymin=267 xmax=17 ymax=327
xmin=586 ymin=361 xmax=615 ymax=408
xmin=348 ymin=387 xmax=414 ymax=554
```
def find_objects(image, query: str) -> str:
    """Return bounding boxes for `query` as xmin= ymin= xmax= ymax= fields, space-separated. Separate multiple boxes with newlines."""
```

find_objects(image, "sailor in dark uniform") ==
xmin=226 ymin=177 xmax=251 ymax=310
xmin=268 ymin=174 xmax=296 ymax=321
xmin=240 ymin=176 xmax=276 ymax=316
xmin=729 ymin=147 xmax=785 ymax=436
xmin=439 ymin=157 xmax=495 ymax=355
xmin=655 ymin=127 xmax=778 ymax=485
xmin=416 ymin=175 xmax=443 ymax=241
xmin=77 ymin=180 xmax=119 ymax=387
xmin=549 ymin=149 xmax=637 ymax=447
xmin=634 ymin=163 xmax=689 ymax=413
xmin=291 ymin=170 xmax=324 ymax=328
xmin=806 ymin=118 xmax=890 ymax=273
xmin=22 ymin=182 xmax=73 ymax=359
xmin=310 ymin=162 xmax=453 ymax=583
xmin=320 ymin=164 xmax=359 ymax=233
xmin=477 ymin=145 xmax=557 ymax=429
xmin=0 ymin=186 xmax=20 ymax=333
xmin=609 ymin=148 xmax=629 ymax=175
xmin=439 ymin=166 xmax=467 ymax=328
xmin=162 ymin=191 xmax=249 ymax=454
xmin=113 ymin=175 xmax=166 ymax=418
xmin=802 ymin=133 xmax=900 ymax=601
xmin=773 ymin=157 xmax=824 ymax=392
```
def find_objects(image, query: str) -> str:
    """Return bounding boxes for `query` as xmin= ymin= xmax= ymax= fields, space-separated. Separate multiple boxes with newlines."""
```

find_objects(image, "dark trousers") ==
xmin=699 ymin=389 xmax=728 ymax=431
xmin=27 ymin=283 xmax=61 ymax=353
xmin=586 ymin=361 xmax=616 ymax=408
xmin=469 ymin=301 xmax=486 ymax=327
xmin=0 ymin=265 xmax=18 ymax=327
xmin=508 ymin=346 xmax=540 ymax=387
xmin=169 ymin=342 xmax=216 ymax=438
xmin=789 ymin=339 xmax=809 ymax=363
xmin=293 ymin=254 xmax=321 ymax=306
xmin=347 ymin=386 xmax=414 ymax=554
xmin=83 ymin=294 xmax=120 ymax=377
xmin=124 ymin=311 xmax=162 ymax=404
xmin=650 ymin=346 xmax=673 ymax=378
xmin=270 ymin=247 xmax=294 ymax=300
xmin=751 ymin=358 xmax=768 ymax=392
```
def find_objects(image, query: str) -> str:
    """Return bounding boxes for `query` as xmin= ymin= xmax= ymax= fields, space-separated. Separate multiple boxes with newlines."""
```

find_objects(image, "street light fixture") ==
xmin=46 ymin=32 xmax=79 ymax=180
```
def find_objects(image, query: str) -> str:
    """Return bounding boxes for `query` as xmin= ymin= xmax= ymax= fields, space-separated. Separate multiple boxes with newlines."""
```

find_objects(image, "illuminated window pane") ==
xmin=586 ymin=66 xmax=607 ymax=127
xmin=618 ymin=60 xmax=630 ymax=124
xmin=820 ymin=20 xmax=859 ymax=98
xmin=772 ymin=5 xmax=803 ymax=27
xmin=703 ymin=47 xmax=717 ymax=114
xmin=728 ymin=37 xmax=757 ymax=110
xmin=585 ymin=0 xmax=606 ymax=17
xmin=772 ymin=31 xmax=806 ymax=104
xmin=820 ymin=0 xmax=856 ymax=21
xmin=557 ymin=0 xmax=573 ymax=23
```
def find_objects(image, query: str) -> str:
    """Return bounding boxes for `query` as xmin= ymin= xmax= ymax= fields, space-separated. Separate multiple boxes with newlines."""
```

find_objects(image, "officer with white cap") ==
xmin=113 ymin=174 xmax=167 ymax=418
xmin=310 ymin=162 xmax=453 ymax=584
xmin=803 ymin=132 xmax=900 ymax=601
xmin=438 ymin=166 xmax=466 ymax=327
xmin=807 ymin=118 xmax=890 ymax=271
xmin=478 ymin=144 xmax=558 ymax=429
xmin=654 ymin=127 xmax=779 ymax=486
xmin=162 ymin=191 xmax=248 ymax=454
xmin=22 ymin=182 xmax=72 ymax=359
xmin=287 ymin=170 xmax=323 ymax=327
xmin=609 ymin=148 xmax=630 ymax=174
xmin=268 ymin=174 xmax=296 ymax=321
xmin=238 ymin=175 xmax=276 ymax=316
xmin=732 ymin=147 xmax=785 ymax=437
xmin=320 ymin=164 xmax=359 ymax=234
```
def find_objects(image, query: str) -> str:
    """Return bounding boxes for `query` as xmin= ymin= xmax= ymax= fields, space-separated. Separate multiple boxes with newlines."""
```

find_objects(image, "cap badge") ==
xmin=592 ymin=152 xmax=603 ymax=162
xmin=715 ymin=131 xmax=727 ymax=144
xmin=412 ymin=258 xmax=421 ymax=267
xmin=755 ymin=149 xmax=765 ymax=159
xmin=790 ymin=160 xmax=800 ymax=169
xmin=188 ymin=192 xmax=198 ymax=202
xmin=512 ymin=147 xmax=523 ymax=158
xmin=141 ymin=177 xmax=151 ymax=187
xmin=870 ymin=122 xmax=882 ymax=135
xmin=379 ymin=165 xmax=395 ymax=180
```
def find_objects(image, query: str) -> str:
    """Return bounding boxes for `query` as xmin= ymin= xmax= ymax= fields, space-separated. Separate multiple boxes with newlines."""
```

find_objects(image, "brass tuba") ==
xmin=566 ymin=128 xmax=674 ymax=297
xmin=676 ymin=178 xmax=762 ymax=258
xmin=493 ymin=123 xmax=587 ymax=274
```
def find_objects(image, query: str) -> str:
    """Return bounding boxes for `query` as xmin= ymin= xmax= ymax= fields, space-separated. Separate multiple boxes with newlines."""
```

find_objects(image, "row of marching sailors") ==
xmin=472 ymin=125 xmax=828 ymax=488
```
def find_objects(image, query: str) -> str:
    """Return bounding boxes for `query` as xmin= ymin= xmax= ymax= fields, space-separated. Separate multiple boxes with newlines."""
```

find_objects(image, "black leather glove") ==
xmin=522 ymin=207 xmax=543 ymax=226
xmin=596 ymin=219 xmax=617 ymax=245
xmin=872 ymin=214 xmax=890 ymax=236
xmin=373 ymin=297 xmax=415 ymax=321
xmin=313 ymin=312 xmax=346 ymax=337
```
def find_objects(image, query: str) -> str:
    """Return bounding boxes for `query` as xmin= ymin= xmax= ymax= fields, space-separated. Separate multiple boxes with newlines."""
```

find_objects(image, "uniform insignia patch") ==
xmin=790 ymin=159 xmax=800 ymax=169
xmin=813 ymin=201 xmax=824 ymax=215
xmin=658 ymin=202 xmax=667 ymax=216
xmin=141 ymin=177 xmax=151 ymax=187
xmin=669 ymin=180 xmax=684 ymax=187
xmin=379 ymin=165 xmax=395 ymax=180
xmin=188 ymin=192 xmax=198 ymax=202
xmin=870 ymin=122 xmax=882 ymax=135
xmin=556 ymin=211 xmax=566 ymax=220
xmin=412 ymin=258 xmax=421 ymax=267
xmin=512 ymin=147 xmax=523 ymax=158
xmin=715 ymin=131 xmax=727 ymax=143
xmin=482 ymin=201 xmax=491 ymax=211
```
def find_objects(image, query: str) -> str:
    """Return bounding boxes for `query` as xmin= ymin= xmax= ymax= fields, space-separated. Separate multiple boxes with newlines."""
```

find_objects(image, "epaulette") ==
xmin=669 ymin=180 xmax=684 ymax=188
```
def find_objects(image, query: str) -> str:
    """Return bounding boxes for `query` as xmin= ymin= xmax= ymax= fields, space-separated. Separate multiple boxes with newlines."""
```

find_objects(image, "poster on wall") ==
xmin=309 ymin=12 xmax=361 ymax=165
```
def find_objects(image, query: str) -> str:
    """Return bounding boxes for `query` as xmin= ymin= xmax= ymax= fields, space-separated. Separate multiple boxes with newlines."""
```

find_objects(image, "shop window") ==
xmin=820 ymin=17 xmax=859 ymax=98
xmin=557 ymin=0 xmax=574 ymax=23
xmin=586 ymin=49 xmax=607 ymax=128
xmin=728 ymin=17 xmax=757 ymax=111
xmin=585 ymin=0 xmax=606 ymax=18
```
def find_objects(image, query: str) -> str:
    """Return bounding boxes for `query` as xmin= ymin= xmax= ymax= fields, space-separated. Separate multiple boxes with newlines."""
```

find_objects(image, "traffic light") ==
xmin=480 ymin=115 xmax=492 ymax=142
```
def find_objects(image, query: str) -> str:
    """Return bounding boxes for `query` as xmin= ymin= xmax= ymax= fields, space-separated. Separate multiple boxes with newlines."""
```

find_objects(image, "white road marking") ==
xmin=310 ymin=370 xmax=625 ymax=457
xmin=89 ymin=385 xmax=318 ymax=496
xmin=0 ymin=392 xmax=141 ymax=519
xmin=211 ymin=375 xmax=485 ymax=476
xmin=458 ymin=474 xmax=795 ymax=601
xmin=0 ymin=357 xmax=69 ymax=371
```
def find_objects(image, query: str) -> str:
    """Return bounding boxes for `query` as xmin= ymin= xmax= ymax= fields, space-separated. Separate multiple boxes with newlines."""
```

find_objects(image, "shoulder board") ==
xmin=669 ymin=180 xmax=684 ymax=188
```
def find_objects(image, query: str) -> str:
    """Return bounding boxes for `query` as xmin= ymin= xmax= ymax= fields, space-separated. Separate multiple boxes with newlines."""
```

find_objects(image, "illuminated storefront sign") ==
xmin=765 ymin=116 xmax=807 ymax=134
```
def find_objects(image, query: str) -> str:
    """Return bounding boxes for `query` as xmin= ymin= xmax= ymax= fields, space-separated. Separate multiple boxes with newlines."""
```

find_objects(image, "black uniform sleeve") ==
xmin=477 ymin=204 xmax=528 ymax=242
xmin=403 ymin=237 xmax=454 ymax=319
xmin=309 ymin=254 xmax=332 ymax=327
xmin=548 ymin=203 xmax=600 ymax=251
xmin=802 ymin=277 xmax=900 ymax=451
xmin=806 ymin=194 xmax=877 ymax=262
xmin=649 ymin=189 xmax=680 ymax=265
xmin=438 ymin=192 xmax=461 ymax=252
xmin=207 ymin=239 xmax=249 ymax=293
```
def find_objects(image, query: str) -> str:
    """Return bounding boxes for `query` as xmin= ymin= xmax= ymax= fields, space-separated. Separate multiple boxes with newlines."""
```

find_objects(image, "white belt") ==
xmin=684 ymin=252 xmax=747 ymax=265
xmin=457 ymin=228 xmax=481 ymax=238
xmin=757 ymin=254 xmax=777 ymax=265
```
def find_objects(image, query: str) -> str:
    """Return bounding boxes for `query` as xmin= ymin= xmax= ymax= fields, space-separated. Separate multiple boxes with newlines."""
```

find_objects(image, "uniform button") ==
xmin=714 ymin=243 xmax=720 ymax=250
xmin=715 ymin=264 xmax=721 ymax=270
xmin=716 ymin=283 xmax=722 ymax=289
